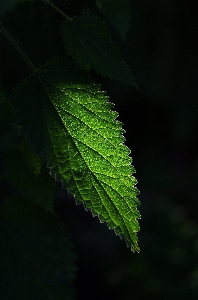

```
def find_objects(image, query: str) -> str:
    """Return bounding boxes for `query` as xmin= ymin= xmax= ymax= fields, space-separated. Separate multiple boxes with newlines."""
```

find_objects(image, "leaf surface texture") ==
xmin=13 ymin=58 xmax=140 ymax=251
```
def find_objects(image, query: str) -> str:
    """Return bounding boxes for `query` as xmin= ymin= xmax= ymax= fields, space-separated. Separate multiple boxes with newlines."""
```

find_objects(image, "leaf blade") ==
xmin=96 ymin=0 xmax=131 ymax=40
xmin=60 ymin=11 xmax=137 ymax=87
xmin=13 ymin=58 xmax=140 ymax=251
xmin=4 ymin=148 xmax=55 ymax=212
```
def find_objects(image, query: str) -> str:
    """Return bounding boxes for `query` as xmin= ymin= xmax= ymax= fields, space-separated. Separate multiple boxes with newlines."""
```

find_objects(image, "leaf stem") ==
xmin=0 ymin=23 xmax=38 ymax=74
xmin=45 ymin=0 xmax=71 ymax=20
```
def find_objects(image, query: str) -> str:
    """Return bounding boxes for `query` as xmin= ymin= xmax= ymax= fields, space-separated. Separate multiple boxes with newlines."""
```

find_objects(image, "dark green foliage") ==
xmin=0 ymin=0 xmax=140 ymax=299
xmin=2 ymin=1 xmax=197 ymax=300
xmin=60 ymin=10 xmax=137 ymax=87
xmin=96 ymin=0 xmax=131 ymax=41
xmin=4 ymin=148 xmax=55 ymax=212
xmin=0 ymin=197 xmax=77 ymax=300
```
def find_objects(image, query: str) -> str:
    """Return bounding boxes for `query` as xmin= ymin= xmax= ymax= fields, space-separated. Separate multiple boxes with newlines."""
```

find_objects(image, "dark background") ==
xmin=1 ymin=0 xmax=198 ymax=299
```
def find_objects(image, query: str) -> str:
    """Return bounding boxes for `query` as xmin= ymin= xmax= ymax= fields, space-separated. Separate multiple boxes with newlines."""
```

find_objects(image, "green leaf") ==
xmin=60 ymin=11 xmax=137 ymax=87
xmin=96 ymin=0 xmax=131 ymax=41
xmin=13 ymin=57 xmax=140 ymax=251
xmin=4 ymin=148 xmax=55 ymax=212
xmin=0 ymin=197 xmax=77 ymax=300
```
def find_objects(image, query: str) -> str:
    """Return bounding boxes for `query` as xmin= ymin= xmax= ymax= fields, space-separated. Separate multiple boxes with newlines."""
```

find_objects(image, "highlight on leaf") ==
xmin=13 ymin=57 xmax=140 ymax=251
xmin=60 ymin=10 xmax=137 ymax=88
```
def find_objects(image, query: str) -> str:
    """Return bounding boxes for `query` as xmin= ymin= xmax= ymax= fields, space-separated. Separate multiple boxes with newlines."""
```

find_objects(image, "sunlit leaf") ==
xmin=13 ymin=57 xmax=140 ymax=251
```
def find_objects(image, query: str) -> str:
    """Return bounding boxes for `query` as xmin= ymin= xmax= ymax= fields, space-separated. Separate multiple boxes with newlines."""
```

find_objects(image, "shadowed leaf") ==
xmin=60 ymin=11 xmax=137 ymax=87
xmin=0 ymin=197 xmax=77 ymax=300
xmin=96 ymin=0 xmax=131 ymax=40
xmin=4 ymin=148 xmax=55 ymax=212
